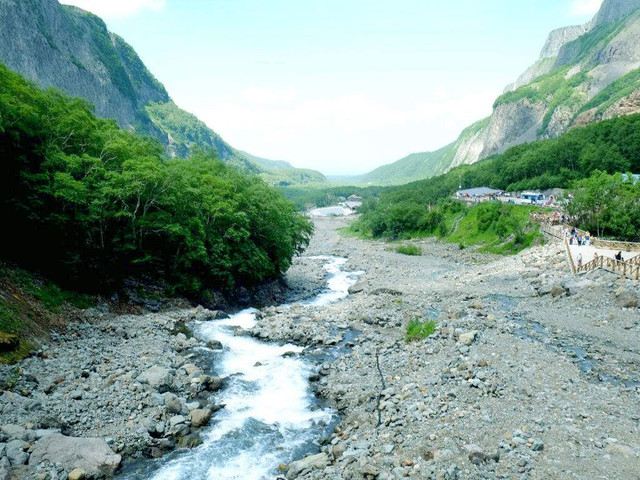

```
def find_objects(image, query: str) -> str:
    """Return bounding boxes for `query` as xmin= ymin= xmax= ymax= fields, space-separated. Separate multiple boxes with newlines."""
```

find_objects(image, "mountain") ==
xmin=0 ymin=0 xmax=324 ymax=183
xmin=361 ymin=0 xmax=640 ymax=185
xmin=239 ymin=152 xmax=326 ymax=185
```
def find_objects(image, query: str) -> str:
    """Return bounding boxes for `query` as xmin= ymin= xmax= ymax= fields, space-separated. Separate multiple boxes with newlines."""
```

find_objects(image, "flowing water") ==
xmin=121 ymin=256 xmax=362 ymax=480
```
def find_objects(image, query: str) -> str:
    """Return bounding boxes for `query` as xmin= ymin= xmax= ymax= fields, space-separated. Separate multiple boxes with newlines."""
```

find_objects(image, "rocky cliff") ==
xmin=364 ymin=0 xmax=640 ymax=185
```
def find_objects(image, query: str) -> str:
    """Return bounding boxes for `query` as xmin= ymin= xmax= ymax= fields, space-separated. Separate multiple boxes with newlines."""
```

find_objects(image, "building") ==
xmin=456 ymin=187 xmax=503 ymax=198
xmin=521 ymin=191 xmax=545 ymax=203
xmin=345 ymin=195 xmax=363 ymax=210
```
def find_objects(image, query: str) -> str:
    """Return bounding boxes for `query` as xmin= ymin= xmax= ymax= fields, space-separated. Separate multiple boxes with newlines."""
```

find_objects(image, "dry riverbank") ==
xmin=0 ymin=215 xmax=638 ymax=480
xmin=257 ymin=217 xmax=640 ymax=480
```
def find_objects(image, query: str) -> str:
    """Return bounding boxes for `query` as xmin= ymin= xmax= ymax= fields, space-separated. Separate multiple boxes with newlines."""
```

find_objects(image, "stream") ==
xmin=121 ymin=256 xmax=362 ymax=480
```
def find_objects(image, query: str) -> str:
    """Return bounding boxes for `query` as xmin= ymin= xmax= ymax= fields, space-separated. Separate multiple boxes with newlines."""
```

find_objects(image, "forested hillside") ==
xmin=0 ymin=0 xmax=323 ymax=185
xmin=0 ymin=63 xmax=312 ymax=294
xmin=354 ymin=112 xmax=640 ymax=241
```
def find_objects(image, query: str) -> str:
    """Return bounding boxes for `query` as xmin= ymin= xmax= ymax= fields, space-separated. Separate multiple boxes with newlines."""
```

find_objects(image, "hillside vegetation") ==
xmin=0 ymin=63 xmax=312 ymax=295
xmin=352 ymin=112 xmax=640 ymax=243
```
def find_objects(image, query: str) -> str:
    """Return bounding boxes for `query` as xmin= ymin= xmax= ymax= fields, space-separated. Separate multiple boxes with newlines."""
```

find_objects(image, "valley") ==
xmin=1 ymin=217 xmax=639 ymax=479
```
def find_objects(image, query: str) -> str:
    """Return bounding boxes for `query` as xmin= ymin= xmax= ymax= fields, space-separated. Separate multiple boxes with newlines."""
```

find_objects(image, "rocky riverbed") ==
xmin=1 ymin=216 xmax=639 ymax=479
xmin=256 ymin=217 xmax=640 ymax=480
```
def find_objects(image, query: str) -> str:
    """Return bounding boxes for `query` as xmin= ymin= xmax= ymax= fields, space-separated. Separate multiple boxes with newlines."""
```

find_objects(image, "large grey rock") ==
xmin=562 ymin=279 xmax=594 ymax=296
xmin=137 ymin=366 xmax=173 ymax=392
xmin=29 ymin=434 xmax=121 ymax=477
xmin=0 ymin=424 xmax=26 ymax=440
xmin=6 ymin=439 xmax=28 ymax=466
xmin=614 ymin=288 xmax=640 ymax=308
xmin=286 ymin=453 xmax=329 ymax=479
xmin=189 ymin=409 xmax=212 ymax=428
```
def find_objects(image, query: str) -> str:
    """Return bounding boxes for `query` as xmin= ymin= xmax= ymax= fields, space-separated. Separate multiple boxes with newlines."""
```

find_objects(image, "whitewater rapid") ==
xmin=130 ymin=256 xmax=362 ymax=480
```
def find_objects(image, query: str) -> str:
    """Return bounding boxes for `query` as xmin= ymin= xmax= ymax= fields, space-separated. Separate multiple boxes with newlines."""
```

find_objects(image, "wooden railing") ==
xmin=574 ymin=254 xmax=640 ymax=280
xmin=592 ymin=238 xmax=640 ymax=253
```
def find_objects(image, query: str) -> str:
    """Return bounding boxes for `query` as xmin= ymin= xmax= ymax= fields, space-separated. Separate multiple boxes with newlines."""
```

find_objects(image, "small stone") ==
xmin=531 ymin=439 xmax=544 ymax=451
xmin=68 ymin=468 xmax=86 ymax=480
xmin=459 ymin=331 xmax=478 ymax=346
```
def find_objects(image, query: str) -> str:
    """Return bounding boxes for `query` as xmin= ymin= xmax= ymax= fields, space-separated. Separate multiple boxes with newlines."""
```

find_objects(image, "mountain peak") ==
xmin=594 ymin=0 xmax=640 ymax=26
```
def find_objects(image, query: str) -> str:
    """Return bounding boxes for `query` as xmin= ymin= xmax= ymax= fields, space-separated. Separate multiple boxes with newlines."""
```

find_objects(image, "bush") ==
xmin=406 ymin=319 xmax=436 ymax=342
xmin=395 ymin=245 xmax=422 ymax=256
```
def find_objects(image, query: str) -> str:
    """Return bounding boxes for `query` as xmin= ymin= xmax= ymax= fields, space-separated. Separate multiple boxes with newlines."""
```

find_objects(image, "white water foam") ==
xmin=139 ymin=256 xmax=361 ymax=480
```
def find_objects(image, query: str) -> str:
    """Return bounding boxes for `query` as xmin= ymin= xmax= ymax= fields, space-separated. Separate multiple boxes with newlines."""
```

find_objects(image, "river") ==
xmin=121 ymin=256 xmax=362 ymax=479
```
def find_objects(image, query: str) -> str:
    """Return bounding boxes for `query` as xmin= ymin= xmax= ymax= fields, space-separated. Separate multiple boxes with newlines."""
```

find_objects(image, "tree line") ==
xmin=354 ymin=112 xmax=640 ymax=241
xmin=0 ymin=63 xmax=312 ymax=294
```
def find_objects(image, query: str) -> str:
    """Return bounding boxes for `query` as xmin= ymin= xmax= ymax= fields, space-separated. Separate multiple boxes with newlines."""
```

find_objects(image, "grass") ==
xmin=406 ymin=319 xmax=436 ymax=342
xmin=2 ymin=266 xmax=95 ymax=313
xmin=395 ymin=244 xmax=422 ymax=256
xmin=337 ymin=226 xmax=370 ymax=239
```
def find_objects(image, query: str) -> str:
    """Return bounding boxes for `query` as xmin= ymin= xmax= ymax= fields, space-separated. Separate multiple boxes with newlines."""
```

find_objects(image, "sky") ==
xmin=60 ymin=0 xmax=603 ymax=175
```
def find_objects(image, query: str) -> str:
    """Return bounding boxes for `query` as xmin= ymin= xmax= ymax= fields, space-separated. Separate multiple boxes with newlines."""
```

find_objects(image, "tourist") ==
xmin=585 ymin=231 xmax=591 ymax=246
xmin=577 ymin=253 xmax=583 ymax=269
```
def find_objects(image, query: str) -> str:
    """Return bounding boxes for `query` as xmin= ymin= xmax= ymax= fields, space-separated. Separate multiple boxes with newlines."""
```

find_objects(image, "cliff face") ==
xmin=0 ymin=0 xmax=168 ymax=128
xmin=0 ymin=0 xmax=245 ymax=164
xmin=448 ymin=0 xmax=640 ymax=172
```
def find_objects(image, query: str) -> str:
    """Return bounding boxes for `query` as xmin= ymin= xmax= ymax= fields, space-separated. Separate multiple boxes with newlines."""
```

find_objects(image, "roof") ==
xmin=456 ymin=187 xmax=502 ymax=197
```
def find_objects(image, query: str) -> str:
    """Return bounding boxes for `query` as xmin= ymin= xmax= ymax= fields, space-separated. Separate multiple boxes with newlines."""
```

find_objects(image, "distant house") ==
xmin=345 ymin=195 xmax=363 ymax=210
xmin=521 ymin=191 xmax=545 ymax=203
xmin=456 ymin=187 xmax=502 ymax=198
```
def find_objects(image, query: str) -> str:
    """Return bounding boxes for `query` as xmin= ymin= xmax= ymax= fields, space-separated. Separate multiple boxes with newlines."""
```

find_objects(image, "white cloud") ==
xmin=60 ymin=0 xmax=166 ymax=19
xmin=568 ymin=0 xmax=603 ymax=17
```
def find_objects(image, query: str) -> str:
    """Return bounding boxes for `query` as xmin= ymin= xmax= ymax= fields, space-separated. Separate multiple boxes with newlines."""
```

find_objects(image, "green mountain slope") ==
xmin=239 ymin=151 xmax=326 ymax=185
xmin=0 ymin=0 xmax=317 ymax=183
xmin=360 ymin=0 xmax=640 ymax=186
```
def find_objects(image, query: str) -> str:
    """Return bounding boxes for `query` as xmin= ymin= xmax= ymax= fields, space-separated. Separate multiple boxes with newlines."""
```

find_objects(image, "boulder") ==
xmin=68 ymin=468 xmax=86 ymax=480
xmin=614 ymin=288 xmax=640 ymax=308
xmin=29 ymin=434 xmax=121 ymax=477
xmin=1 ymin=424 xmax=27 ymax=440
xmin=189 ymin=409 xmax=212 ymax=428
xmin=459 ymin=331 xmax=478 ymax=346
xmin=348 ymin=281 xmax=366 ymax=294
xmin=550 ymin=284 xmax=566 ymax=298
xmin=561 ymin=279 xmax=594 ymax=296
xmin=6 ymin=439 xmax=28 ymax=466
xmin=286 ymin=453 xmax=329 ymax=479
xmin=137 ymin=366 xmax=173 ymax=392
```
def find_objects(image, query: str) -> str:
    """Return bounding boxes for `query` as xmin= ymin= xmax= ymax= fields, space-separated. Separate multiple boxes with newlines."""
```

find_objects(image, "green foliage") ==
xmin=567 ymin=171 xmax=640 ymax=241
xmin=395 ymin=245 xmax=422 ymax=256
xmin=279 ymin=185 xmax=385 ymax=212
xmin=0 ymin=63 xmax=312 ymax=294
xmin=406 ymin=319 xmax=436 ymax=342
xmin=356 ymin=199 xmax=540 ymax=254
xmin=239 ymin=151 xmax=326 ymax=185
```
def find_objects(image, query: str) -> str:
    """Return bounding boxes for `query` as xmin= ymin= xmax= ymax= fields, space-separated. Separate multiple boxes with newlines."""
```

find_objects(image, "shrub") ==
xmin=395 ymin=244 xmax=422 ymax=256
xmin=406 ymin=319 xmax=436 ymax=342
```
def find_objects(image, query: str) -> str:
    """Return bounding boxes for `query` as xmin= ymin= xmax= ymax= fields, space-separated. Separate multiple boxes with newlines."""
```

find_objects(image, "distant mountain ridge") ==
xmin=359 ymin=0 xmax=640 ymax=185
xmin=0 ymin=0 xmax=325 ymax=184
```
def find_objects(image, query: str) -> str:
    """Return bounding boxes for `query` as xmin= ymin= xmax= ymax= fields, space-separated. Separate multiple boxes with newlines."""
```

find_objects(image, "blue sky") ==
xmin=61 ymin=0 xmax=603 ymax=175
